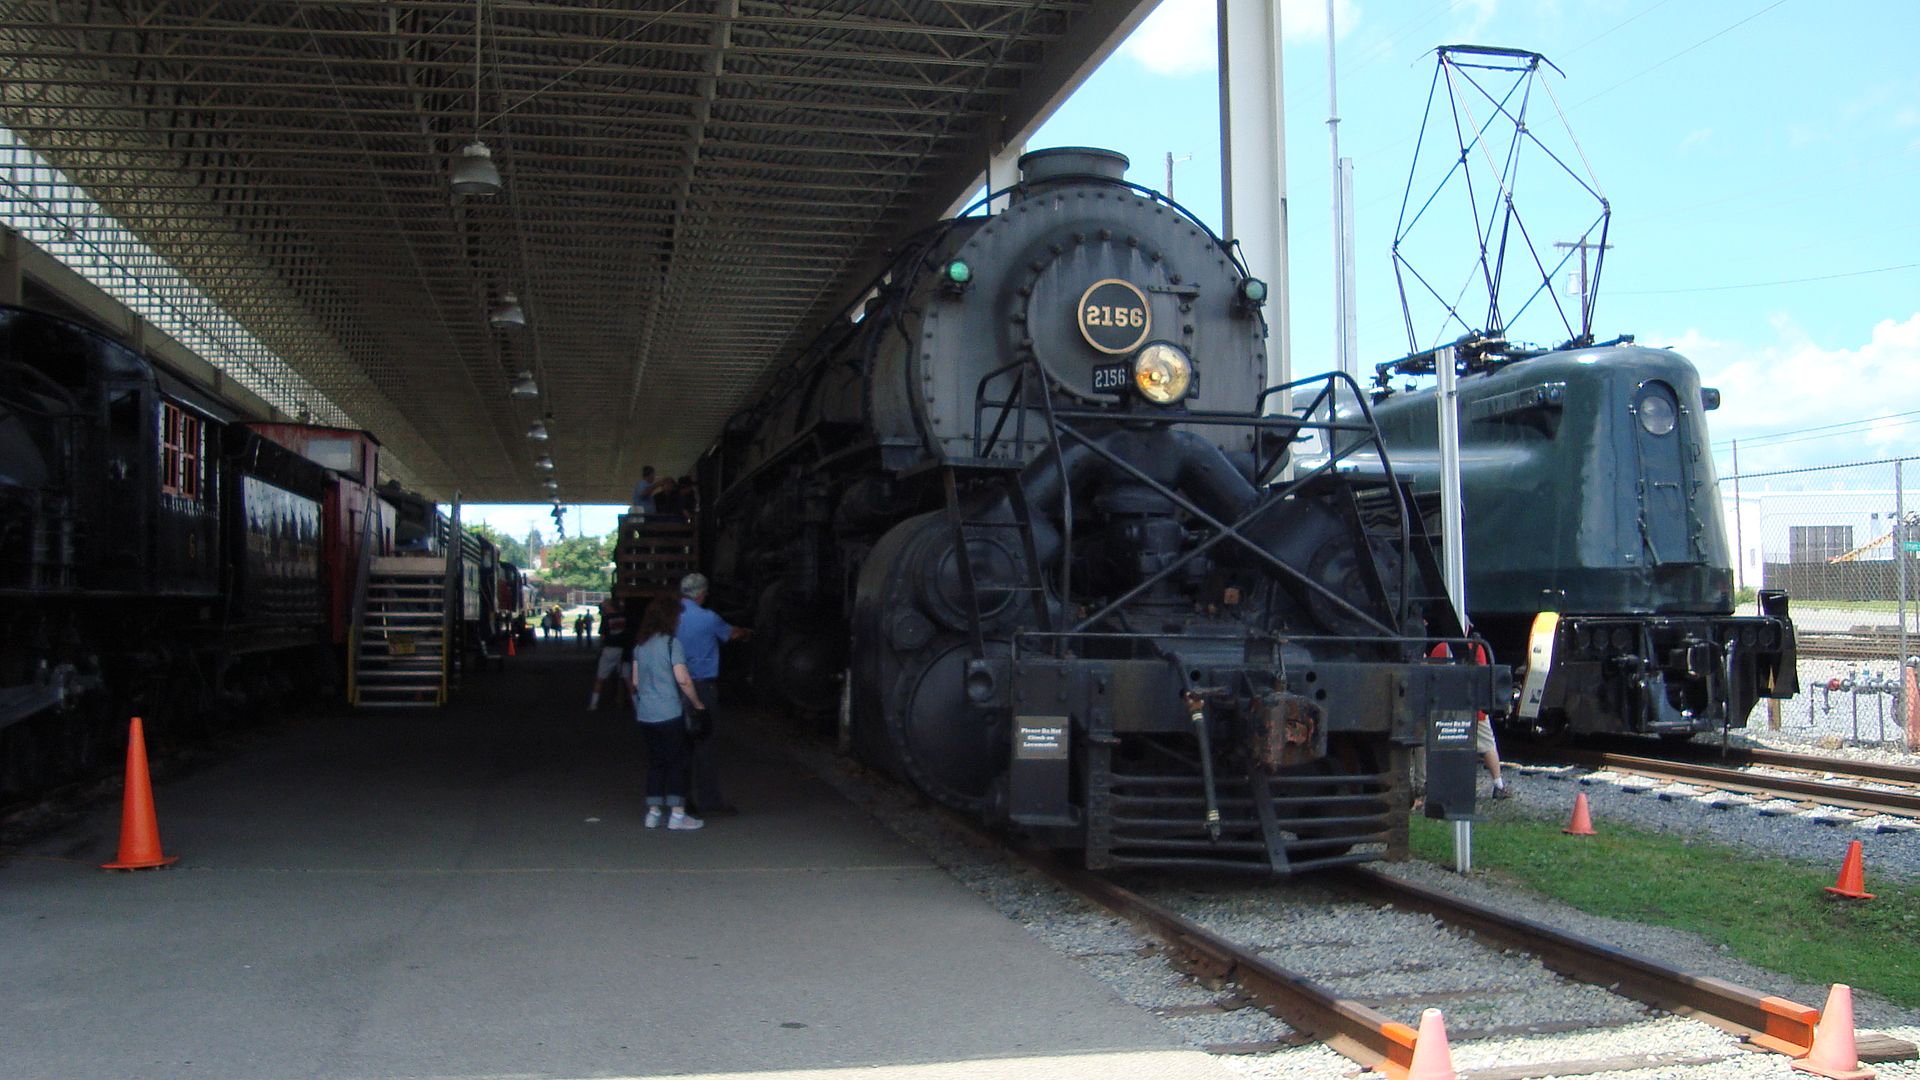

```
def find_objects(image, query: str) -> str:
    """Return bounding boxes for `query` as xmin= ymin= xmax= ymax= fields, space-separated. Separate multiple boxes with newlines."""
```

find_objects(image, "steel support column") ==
xmin=0 ymin=227 xmax=20 ymax=305
xmin=1217 ymin=0 xmax=1290 ymax=389
xmin=988 ymin=141 xmax=1024 ymax=214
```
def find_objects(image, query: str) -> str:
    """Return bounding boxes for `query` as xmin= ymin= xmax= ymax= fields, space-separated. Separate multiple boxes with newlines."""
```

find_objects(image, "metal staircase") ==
xmin=349 ymin=557 xmax=451 ymax=707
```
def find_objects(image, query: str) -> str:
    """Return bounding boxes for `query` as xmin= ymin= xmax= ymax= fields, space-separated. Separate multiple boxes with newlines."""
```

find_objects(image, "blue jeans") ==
xmin=638 ymin=718 xmax=690 ymax=806
xmin=688 ymin=678 xmax=724 ymax=808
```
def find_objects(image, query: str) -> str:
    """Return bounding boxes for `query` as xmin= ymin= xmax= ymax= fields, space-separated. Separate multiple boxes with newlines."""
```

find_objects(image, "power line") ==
xmin=1721 ymin=453 xmax=1920 ymax=482
xmin=1618 ymin=262 xmax=1919 ymax=295
xmin=1562 ymin=0 xmax=1680 ymax=58
xmin=1714 ymin=409 xmax=1920 ymax=450
xmin=1569 ymin=0 xmax=1795 ymax=111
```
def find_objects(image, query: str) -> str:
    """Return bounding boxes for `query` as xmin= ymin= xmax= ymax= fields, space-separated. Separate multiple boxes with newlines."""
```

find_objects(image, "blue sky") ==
xmin=1040 ymin=0 xmax=1919 ymax=480
xmin=470 ymin=0 xmax=1919 ymax=540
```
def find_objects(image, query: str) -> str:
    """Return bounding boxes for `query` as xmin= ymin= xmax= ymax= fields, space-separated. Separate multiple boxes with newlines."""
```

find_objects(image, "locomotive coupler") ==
xmin=1250 ymin=691 xmax=1325 ymax=770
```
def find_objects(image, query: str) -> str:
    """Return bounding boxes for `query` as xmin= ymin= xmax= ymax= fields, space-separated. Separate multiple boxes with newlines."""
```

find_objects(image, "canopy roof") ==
xmin=0 ymin=0 xmax=1153 ymax=499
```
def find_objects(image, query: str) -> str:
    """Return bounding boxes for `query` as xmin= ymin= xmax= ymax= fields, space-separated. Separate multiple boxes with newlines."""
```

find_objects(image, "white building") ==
xmin=1721 ymin=486 xmax=1911 ymax=590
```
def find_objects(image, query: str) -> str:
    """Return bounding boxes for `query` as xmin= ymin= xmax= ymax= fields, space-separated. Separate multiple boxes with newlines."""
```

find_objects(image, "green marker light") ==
xmin=946 ymin=260 xmax=972 ymax=285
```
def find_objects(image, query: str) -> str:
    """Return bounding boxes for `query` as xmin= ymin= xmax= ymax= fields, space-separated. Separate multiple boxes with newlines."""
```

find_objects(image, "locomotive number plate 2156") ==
xmin=1076 ymin=278 xmax=1152 ymax=355
xmin=1091 ymin=362 xmax=1131 ymax=393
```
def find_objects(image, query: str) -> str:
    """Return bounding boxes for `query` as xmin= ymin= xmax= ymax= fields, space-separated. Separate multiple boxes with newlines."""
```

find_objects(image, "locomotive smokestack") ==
xmin=1017 ymin=147 xmax=1130 ymax=187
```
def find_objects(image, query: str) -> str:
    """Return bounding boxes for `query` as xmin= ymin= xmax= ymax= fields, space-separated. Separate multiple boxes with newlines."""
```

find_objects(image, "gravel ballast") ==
xmin=1497 ymin=761 xmax=1920 ymax=882
xmin=758 ymin=711 xmax=1920 ymax=1077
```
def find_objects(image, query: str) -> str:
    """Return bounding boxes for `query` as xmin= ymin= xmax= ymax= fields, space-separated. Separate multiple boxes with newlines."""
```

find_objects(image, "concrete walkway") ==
xmin=1 ymin=645 xmax=1234 ymax=1080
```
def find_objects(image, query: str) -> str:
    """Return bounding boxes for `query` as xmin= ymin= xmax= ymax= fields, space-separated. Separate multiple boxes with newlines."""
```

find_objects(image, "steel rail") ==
xmin=1539 ymin=748 xmax=1920 ymax=817
xmin=1794 ymin=629 xmax=1912 ymax=661
xmin=1609 ymin=738 xmax=1920 ymax=787
xmin=1010 ymin=848 xmax=1875 ymax=1076
xmin=1013 ymin=850 xmax=1421 ymax=1077
xmin=1714 ymin=747 xmax=1920 ymax=786
xmin=1333 ymin=867 xmax=1829 ymax=1060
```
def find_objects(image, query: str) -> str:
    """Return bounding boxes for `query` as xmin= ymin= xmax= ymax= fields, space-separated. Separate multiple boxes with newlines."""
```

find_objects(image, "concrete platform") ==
xmin=0 ymin=645 xmax=1235 ymax=1080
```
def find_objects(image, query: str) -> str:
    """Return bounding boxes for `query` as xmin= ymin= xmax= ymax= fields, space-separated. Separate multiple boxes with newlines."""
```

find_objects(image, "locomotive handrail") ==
xmin=971 ymin=358 xmax=1028 ymax=457
xmin=1033 ymin=354 xmax=1074 ymax=650
xmin=962 ymin=366 xmax=1431 ymax=646
xmin=1020 ymin=369 xmax=1421 ymax=642
xmin=1008 ymin=626 xmax=1496 ymax=658
xmin=1257 ymin=369 xmax=1416 ymax=623
xmin=953 ymin=178 xmax=1251 ymax=280
xmin=1050 ymin=424 xmax=1400 ymax=639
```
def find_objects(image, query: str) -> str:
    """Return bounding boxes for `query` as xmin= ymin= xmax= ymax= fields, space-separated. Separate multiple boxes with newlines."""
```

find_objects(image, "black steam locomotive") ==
xmin=701 ymin=148 xmax=1504 ymax=874
xmin=0 ymin=304 xmax=506 ymax=801
xmin=1365 ymin=337 xmax=1798 ymax=739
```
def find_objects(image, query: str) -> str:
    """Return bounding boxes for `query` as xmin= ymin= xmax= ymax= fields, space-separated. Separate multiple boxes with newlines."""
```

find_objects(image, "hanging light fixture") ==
xmin=509 ymin=371 xmax=538 ymax=398
xmin=490 ymin=292 xmax=527 ymax=330
xmin=534 ymin=455 xmax=555 ymax=471
xmin=526 ymin=420 xmax=549 ymax=441
xmin=543 ymin=478 xmax=559 ymax=492
xmin=450 ymin=140 xmax=502 ymax=196
xmin=448 ymin=0 xmax=502 ymax=196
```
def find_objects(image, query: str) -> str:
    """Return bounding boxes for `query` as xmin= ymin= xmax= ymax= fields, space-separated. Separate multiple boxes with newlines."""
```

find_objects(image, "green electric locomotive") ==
xmin=1366 ymin=335 xmax=1797 ymax=738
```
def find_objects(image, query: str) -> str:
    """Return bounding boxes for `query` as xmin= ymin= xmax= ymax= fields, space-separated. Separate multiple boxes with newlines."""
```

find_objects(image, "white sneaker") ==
xmin=667 ymin=809 xmax=704 ymax=831
xmin=644 ymin=807 xmax=663 ymax=829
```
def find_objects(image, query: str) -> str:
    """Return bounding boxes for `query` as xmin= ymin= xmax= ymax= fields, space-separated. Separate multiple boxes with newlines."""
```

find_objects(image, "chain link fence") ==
xmin=1724 ymin=456 xmax=1919 ymax=750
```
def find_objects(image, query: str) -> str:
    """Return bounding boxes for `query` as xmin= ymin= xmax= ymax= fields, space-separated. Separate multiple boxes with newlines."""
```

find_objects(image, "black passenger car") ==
xmin=0 ymin=306 xmax=328 ymax=796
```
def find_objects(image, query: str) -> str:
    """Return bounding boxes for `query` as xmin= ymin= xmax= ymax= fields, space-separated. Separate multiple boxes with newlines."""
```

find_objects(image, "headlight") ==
xmin=1133 ymin=343 xmax=1193 ymax=405
xmin=1636 ymin=392 xmax=1676 ymax=435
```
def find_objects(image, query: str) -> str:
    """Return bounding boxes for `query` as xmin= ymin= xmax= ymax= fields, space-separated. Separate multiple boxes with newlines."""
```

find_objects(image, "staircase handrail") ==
xmin=443 ymin=495 xmax=461 ymax=700
xmin=347 ymin=478 xmax=380 ymax=638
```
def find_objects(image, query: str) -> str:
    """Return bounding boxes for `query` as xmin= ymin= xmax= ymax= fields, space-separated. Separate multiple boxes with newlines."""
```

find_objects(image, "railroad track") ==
xmin=775 ymin=713 xmax=1916 ymax=1076
xmin=1534 ymin=746 xmax=1920 ymax=820
xmin=1797 ymin=628 xmax=1914 ymax=661
xmin=1649 ymin=740 xmax=1920 ymax=787
xmin=1015 ymin=850 xmax=1913 ymax=1077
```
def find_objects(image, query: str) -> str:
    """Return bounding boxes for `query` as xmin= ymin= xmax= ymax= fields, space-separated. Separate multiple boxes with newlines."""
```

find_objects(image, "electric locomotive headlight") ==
xmin=1636 ymin=392 xmax=1676 ymax=435
xmin=1133 ymin=342 xmax=1193 ymax=405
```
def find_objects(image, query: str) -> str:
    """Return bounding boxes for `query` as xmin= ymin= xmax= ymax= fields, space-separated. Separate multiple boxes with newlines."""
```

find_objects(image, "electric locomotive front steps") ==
xmin=349 ymin=557 xmax=450 ymax=707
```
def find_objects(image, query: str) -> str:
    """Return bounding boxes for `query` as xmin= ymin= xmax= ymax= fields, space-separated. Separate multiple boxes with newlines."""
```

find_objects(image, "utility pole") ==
xmin=1731 ymin=439 xmax=1743 ymax=591
xmin=1555 ymin=238 xmax=1613 ymax=338
xmin=1326 ymin=0 xmax=1356 ymax=380
xmin=1165 ymin=151 xmax=1193 ymax=199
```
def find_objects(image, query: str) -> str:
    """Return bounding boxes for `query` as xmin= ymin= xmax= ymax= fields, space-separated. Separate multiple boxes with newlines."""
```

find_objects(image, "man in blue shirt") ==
xmin=677 ymin=573 xmax=749 ymax=815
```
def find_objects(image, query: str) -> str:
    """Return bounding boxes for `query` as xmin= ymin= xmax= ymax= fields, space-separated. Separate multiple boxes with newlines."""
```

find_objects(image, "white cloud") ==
xmin=1121 ymin=0 xmax=1363 ymax=77
xmin=1676 ymin=127 xmax=1713 ymax=154
xmin=1451 ymin=0 xmax=1501 ymax=40
xmin=1662 ymin=313 xmax=1920 ymax=473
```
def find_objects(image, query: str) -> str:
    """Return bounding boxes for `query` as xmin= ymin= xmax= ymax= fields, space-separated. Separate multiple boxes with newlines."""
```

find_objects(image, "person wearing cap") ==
xmin=676 ymin=572 xmax=750 ymax=815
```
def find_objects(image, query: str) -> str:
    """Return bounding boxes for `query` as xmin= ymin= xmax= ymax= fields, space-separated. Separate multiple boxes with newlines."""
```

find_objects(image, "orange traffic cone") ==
xmin=1792 ymin=984 xmax=1876 ymax=1079
xmin=1824 ymin=840 xmax=1875 ymax=900
xmin=1406 ymin=1007 xmax=1457 ymax=1080
xmin=507 ymin=632 xmax=517 ymax=657
xmin=102 ymin=717 xmax=178 ymax=870
xmin=1563 ymin=792 xmax=1596 ymax=836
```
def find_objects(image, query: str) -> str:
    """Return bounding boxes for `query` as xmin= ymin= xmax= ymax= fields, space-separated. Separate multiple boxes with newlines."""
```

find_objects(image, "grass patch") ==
xmin=1408 ymin=814 xmax=1920 ymax=1007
